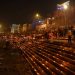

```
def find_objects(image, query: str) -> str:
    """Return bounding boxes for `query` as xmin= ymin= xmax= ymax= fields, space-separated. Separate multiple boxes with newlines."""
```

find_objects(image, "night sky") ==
xmin=0 ymin=0 xmax=73 ymax=25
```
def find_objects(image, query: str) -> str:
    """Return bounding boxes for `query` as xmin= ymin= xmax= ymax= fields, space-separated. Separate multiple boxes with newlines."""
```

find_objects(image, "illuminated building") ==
xmin=11 ymin=24 xmax=20 ymax=33
xmin=36 ymin=24 xmax=47 ymax=31
xmin=22 ymin=24 xmax=32 ymax=33
xmin=22 ymin=24 xmax=27 ymax=32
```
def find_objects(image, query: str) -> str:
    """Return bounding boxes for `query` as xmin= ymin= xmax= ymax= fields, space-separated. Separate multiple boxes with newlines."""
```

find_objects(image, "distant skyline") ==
xmin=0 ymin=0 xmax=74 ymax=25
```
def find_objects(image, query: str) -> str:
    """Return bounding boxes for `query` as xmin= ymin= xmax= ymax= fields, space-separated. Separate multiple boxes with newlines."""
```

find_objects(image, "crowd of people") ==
xmin=0 ymin=27 xmax=75 ymax=49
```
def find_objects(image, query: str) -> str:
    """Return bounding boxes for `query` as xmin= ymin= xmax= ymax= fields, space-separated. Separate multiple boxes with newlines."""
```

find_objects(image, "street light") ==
xmin=62 ymin=1 xmax=70 ymax=28
xmin=57 ymin=1 xmax=70 ymax=27
xmin=36 ymin=13 xmax=39 ymax=17
xmin=35 ymin=13 xmax=40 ymax=19
xmin=63 ymin=4 xmax=68 ymax=10
xmin=62 ymin=1 xmax=70 ymax=10
xmin=57 ymin=1 xmax=70 ymax=10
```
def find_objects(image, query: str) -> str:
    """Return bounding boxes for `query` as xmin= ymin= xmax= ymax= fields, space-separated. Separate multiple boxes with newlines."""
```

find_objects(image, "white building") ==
xmin=11 ymin=24 xmax=20 ymax=33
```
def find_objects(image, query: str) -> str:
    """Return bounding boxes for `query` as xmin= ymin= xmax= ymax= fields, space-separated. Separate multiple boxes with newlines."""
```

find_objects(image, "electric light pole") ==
xmin=57 ymin=1 xmax=70 ymax=27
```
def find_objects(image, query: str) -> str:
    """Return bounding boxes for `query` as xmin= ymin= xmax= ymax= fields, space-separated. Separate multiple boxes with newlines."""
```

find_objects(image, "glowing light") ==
xmin=60 ymin=64 xmax=64 ymax=67
xmin=57 ymin=1 xmax=70 ymax=10
xmin=63 ymin=4 xmax=68 ymax=10
xmin=36 ymin=14 xmax=39 ymax=17
xmin=63 ymin=1 xmax=69 ymax=10
xmin=42 ymin=64 xmax=45 ymax=66
xmin=34 ymin=69 xmax=37 ymax=72
xmin=46 ymin=67 xmax=49 ymax=70
xmin=35 ymin=13 xmax=40 ymax=19
xmin=53 ymin=61 xmax=56 ymax=63
xmin=45 ymin=61 xmax=48 ymax=64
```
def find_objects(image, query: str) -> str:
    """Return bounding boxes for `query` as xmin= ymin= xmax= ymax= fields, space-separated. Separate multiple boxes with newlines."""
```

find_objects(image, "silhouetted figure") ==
xmin=44 ymin=31 xmax=49 ymax=42
xmin=67 ymin=30 xmax=72 ymax=44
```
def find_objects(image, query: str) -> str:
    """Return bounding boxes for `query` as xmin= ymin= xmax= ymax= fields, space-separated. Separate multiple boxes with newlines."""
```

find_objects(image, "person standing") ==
xmin=44 ymin=31 xmax=49 ymax=42
xmin=67 ymin=30 xmax=72 ymax=44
